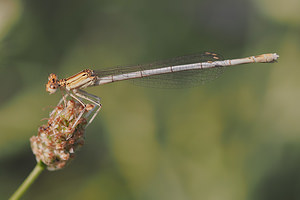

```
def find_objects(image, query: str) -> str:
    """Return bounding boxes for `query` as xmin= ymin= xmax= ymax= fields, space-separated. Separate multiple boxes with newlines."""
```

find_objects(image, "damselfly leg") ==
xmin=72 ymin=89 xmax=102 ymax=127
xmin=59 ymin=90 xmax=101 ymax=129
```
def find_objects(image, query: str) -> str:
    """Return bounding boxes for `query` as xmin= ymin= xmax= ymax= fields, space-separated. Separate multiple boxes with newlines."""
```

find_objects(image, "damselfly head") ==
xmin=46 ymin=73 xmax=59 ymax=94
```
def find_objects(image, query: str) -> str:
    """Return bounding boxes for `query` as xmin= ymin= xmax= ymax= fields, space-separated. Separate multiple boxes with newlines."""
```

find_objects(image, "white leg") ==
xmin=58 ymin=93 xmax=69 ymax=107
xmin=60 ymin=89 xmax=68 ymax=107
xmin=49 ymin=93 xmax=69 ymax=121
xmin=50 ymin=90 xmax=101 ymax=130
xmin=67 ymin=92 xmax=88 ymax=129
xmin=73 ymin=89 xmax=102 ymax=127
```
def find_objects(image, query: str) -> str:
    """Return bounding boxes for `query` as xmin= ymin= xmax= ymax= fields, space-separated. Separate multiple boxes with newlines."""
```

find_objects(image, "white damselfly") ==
xmin=46 ymin=52 xmax=279 ymax=127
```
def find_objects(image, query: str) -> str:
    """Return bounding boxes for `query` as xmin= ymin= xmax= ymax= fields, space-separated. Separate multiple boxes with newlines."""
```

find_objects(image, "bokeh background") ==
xmin=0 ymin=0 xmax=299 ymax=199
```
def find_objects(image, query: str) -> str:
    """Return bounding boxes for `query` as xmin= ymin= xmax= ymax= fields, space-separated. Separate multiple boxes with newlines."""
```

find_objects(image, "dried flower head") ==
xmin=30 ymin=100 xmax=94 ymax=170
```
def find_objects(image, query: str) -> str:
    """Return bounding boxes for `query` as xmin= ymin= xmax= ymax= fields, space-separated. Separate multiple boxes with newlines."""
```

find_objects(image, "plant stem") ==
xmin=9 ymin=161 xmax=46 ymax=200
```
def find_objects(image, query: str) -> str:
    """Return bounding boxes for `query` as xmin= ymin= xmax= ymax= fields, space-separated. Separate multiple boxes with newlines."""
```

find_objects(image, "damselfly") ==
xmin=46 ymin=52 xmax=279 ymax=127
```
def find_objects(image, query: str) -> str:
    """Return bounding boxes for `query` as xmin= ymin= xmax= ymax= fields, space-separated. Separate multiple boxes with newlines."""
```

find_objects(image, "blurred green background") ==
xmin=0 ymin=0 xmax=299 ymax=199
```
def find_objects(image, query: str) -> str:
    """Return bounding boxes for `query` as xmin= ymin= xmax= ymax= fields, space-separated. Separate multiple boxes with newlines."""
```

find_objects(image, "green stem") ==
xmin=9 ymin=161 xmax=46 ymax=200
